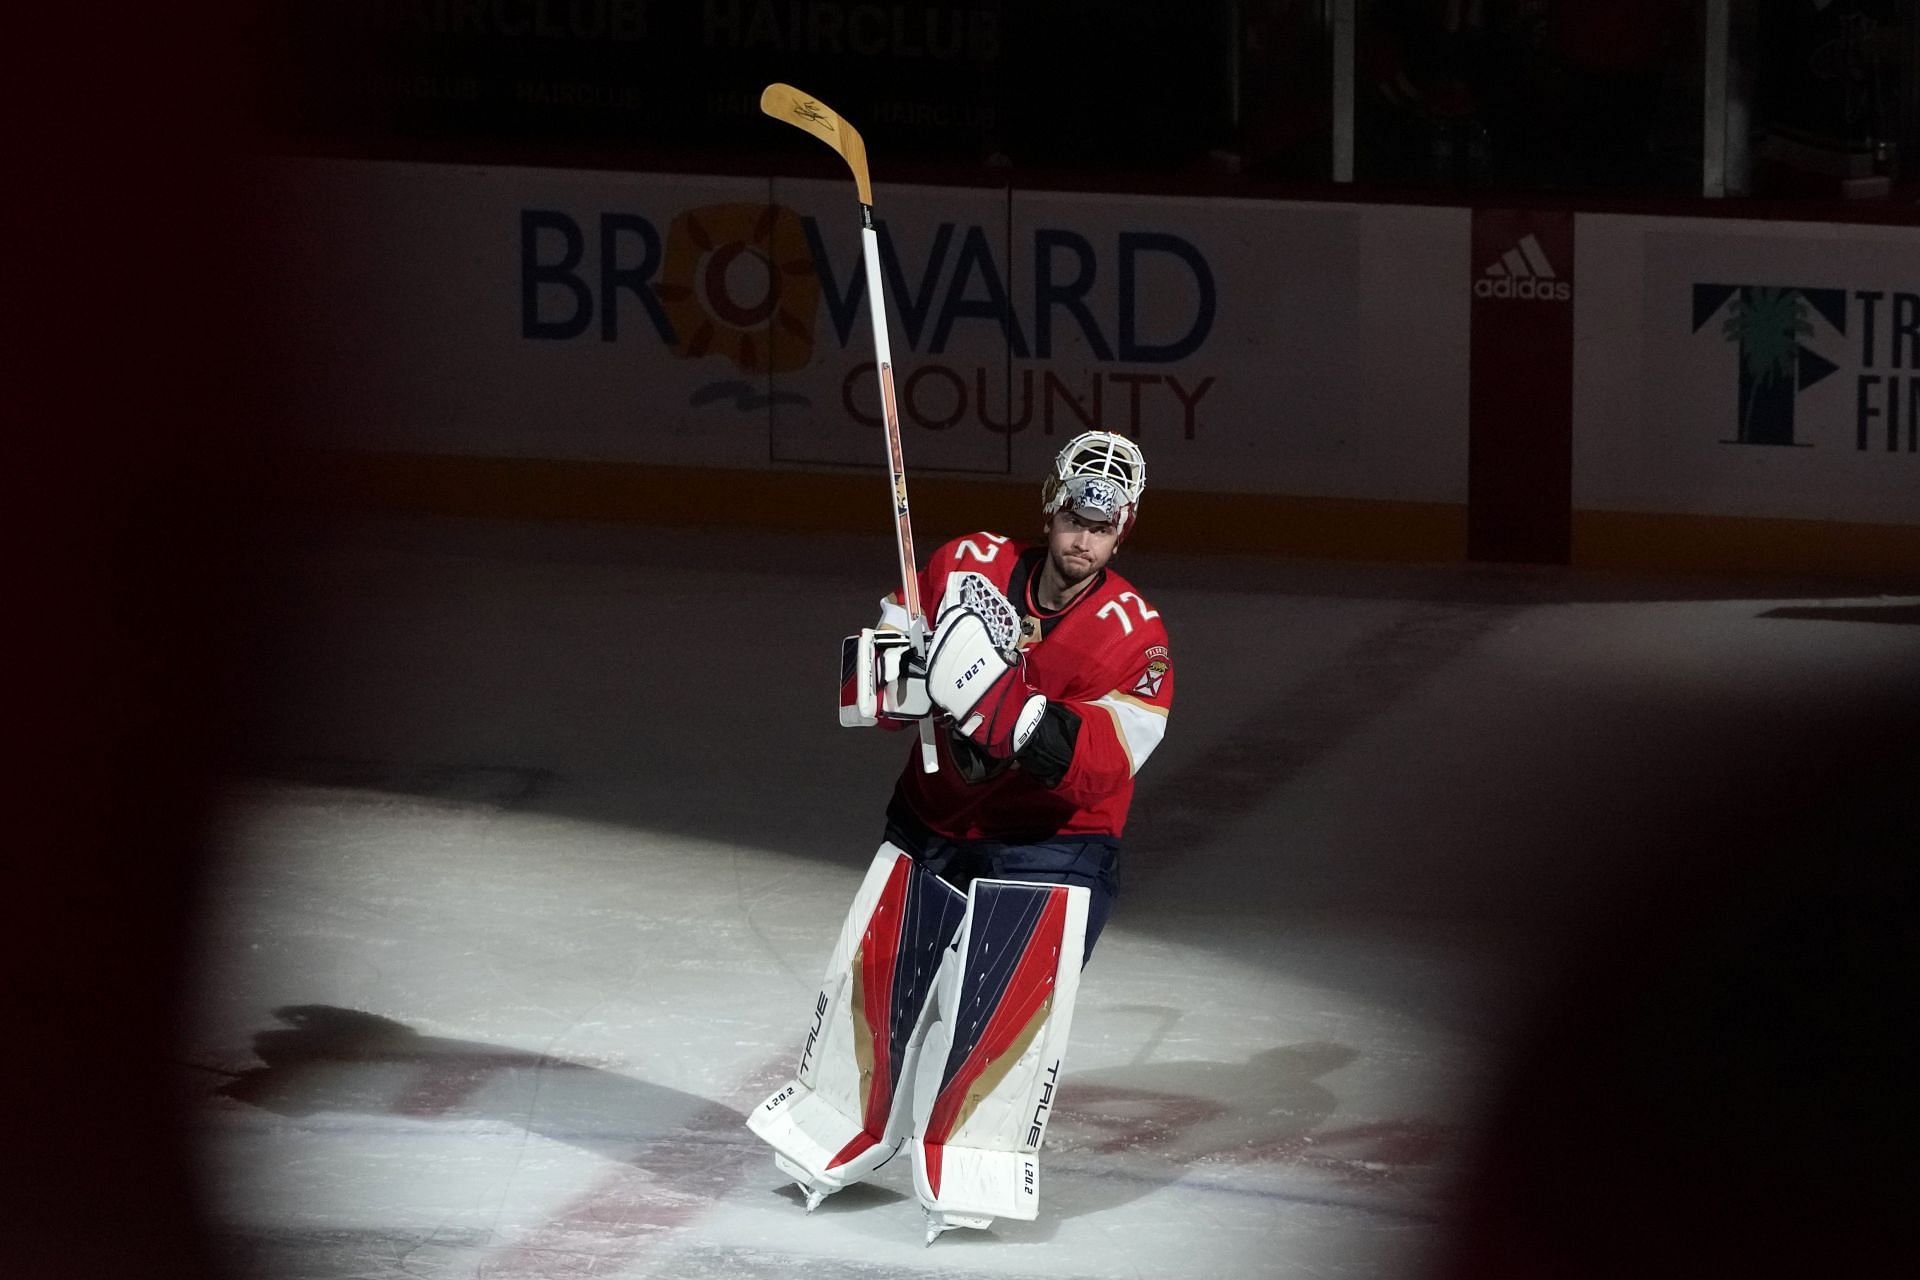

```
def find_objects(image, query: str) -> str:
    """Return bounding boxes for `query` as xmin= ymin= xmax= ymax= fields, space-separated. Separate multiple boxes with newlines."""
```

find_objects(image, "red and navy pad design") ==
xmin=918 ymin=881 xmax=1072 ymax=1195
xmin=828 ymin=858 xmax=966 ymax=1170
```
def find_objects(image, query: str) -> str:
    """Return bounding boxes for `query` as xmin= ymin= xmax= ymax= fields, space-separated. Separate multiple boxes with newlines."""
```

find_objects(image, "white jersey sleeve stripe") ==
xmin=1091 ymin=691 xmax=1169 ymax=776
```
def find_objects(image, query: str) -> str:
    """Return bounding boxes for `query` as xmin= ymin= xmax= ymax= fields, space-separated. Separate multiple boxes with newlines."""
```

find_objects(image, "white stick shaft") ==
xmin=859 ymin=215 xmax=938 ymax=773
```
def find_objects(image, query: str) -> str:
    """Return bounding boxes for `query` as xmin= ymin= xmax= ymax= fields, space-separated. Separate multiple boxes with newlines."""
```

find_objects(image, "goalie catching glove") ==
xmin=840 ymin=628 xmax=933 ymax=727
xmin=925 ymin=601 xmax=1046 ymax=758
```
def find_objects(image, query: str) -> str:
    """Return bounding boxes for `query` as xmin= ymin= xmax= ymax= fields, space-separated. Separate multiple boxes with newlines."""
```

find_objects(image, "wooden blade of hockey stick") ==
xmin=760 ymin=82 xmax=873 ymax=207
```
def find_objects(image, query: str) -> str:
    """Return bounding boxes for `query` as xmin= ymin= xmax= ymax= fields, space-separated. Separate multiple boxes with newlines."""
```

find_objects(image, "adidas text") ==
xmin=1474 ymin=275 xmax=1571 ymax=302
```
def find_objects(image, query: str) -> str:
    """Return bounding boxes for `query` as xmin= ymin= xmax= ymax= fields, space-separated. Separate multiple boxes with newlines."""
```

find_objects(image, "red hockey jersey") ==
xmin=878 ymin=531 xmax=1173 ymax=841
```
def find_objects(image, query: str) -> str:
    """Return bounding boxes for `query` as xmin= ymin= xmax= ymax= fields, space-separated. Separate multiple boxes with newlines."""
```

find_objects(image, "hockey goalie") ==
xmin=748 ymin=431 xmax=1174 ymax=1242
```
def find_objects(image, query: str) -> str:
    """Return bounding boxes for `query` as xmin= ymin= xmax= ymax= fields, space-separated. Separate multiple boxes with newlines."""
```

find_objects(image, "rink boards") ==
xmin=257 ymin=159 xmax=1919 ymax=574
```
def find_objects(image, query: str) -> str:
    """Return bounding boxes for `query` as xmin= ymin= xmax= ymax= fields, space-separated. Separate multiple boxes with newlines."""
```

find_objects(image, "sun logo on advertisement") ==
xmin=658 ymin=203 xmax=821 ymax=408
xmin=1691 ymin=284 xmax=1847 ymax=447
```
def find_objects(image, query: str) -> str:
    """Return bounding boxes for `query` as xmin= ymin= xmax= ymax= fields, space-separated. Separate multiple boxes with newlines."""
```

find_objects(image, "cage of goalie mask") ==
xmin=1041 ymin=431 xmax=1146 ymax=538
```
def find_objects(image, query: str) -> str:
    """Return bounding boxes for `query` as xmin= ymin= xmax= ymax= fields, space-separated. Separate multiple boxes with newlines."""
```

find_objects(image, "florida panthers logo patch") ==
xmin=1131 ymin=658 xmax=1170 ymax=698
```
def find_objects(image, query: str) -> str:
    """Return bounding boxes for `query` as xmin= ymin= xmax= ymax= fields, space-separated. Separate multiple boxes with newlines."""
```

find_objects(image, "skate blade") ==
xmin=772 ymin=1154 xmax=832 ymax=1212
xmin=924 ymin=1209 xmax=993 ymax=1245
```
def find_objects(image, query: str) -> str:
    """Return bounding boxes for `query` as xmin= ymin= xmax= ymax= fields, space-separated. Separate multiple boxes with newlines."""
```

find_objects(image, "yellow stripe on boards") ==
xmin=288 ymin=453 xmax=1920 ymax=578
xmin=1574 ymin=510 xmax=1920 ymax=579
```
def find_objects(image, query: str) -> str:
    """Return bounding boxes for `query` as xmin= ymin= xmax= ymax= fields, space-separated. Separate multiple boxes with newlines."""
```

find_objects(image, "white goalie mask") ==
xmin=1041 ymin=431 xmax=1146 ymax=537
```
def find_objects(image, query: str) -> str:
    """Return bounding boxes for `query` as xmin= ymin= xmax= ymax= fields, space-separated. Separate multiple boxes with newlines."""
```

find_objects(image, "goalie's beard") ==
xmin=1047 ymin=545 xmax=1104 ymax=591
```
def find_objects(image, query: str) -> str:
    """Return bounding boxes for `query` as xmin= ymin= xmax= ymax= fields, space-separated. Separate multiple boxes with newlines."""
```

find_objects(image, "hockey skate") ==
xmin=924 ymin=1207 xmax=994 ymax=1245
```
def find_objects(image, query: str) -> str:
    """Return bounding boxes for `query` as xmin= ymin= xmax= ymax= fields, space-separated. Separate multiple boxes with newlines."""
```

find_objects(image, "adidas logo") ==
xmin=1473 ymin=234 xmax=1572 ymax=302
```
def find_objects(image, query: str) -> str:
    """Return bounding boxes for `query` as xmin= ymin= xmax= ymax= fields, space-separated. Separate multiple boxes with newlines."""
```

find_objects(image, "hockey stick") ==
xmin=761 ymin=81 xmax=938 ymax=773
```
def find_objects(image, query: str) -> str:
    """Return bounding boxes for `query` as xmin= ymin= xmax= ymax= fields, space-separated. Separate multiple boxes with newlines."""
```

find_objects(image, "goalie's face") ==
xmin=1044 ymin=509 xmax=1120 ymax=586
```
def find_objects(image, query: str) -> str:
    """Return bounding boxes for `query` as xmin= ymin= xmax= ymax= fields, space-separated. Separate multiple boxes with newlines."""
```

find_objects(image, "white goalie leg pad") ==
xmin=747 ymin=844 xmax=968 ymax=1204
xmin=907 ymin=878 xmax=1089 ymax=1240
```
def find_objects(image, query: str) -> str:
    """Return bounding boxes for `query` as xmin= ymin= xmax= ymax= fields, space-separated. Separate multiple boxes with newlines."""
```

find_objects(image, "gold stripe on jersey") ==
xmin=1090 ymin=701 xmax=1134 ymax=775
xmin=1091 ymin=690 xmax=1170 ymax=777
xmin=1109 ymin=689 xmax=1170 ymax=716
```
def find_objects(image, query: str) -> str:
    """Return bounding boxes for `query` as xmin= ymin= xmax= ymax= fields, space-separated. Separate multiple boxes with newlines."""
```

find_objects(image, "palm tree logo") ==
xmin=1692 ymin=284 xmax=1847 ymax=446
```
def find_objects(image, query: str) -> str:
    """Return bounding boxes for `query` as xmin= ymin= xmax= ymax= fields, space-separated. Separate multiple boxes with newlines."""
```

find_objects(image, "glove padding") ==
xmin=925 ymin=604 xmax=1046 ymax=758
xmin=840 ymin=628 xmax=932 ymax=727
xmin=938 ymin=570 xmax=1022 ymax=652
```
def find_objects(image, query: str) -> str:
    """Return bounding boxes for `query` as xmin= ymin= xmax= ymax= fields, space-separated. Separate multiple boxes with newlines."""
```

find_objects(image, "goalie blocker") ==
xmin=840 ymin=628 xmax=931 ymax=727
xmin=749 ymin=848 xmax=1088 ymax=1241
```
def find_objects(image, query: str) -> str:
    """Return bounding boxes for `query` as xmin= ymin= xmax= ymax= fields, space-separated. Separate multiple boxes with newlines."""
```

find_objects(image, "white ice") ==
xmin=182 ymin=516 xmax=1920 ymax=1279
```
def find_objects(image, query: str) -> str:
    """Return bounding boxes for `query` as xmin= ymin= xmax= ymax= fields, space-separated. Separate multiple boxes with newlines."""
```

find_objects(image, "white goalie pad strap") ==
xmin=908 ymin=878 xmax=1089 ymax=1223
xmin=939 ymin=571 xmax=1021 ymax=653
xmin=747 ymin=845 xmax=968 ymax=1193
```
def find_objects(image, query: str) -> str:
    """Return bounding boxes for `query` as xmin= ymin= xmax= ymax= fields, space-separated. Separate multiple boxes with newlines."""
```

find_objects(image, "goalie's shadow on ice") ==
xmin=1041 ymin=1040 xmax=1359 ymax=1218
xmin=215 ymin=1005 xmax=743 ymax=1166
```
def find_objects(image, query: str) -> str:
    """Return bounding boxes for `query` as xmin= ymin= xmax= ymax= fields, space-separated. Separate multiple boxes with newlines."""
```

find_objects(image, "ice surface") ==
xmin=182 ymin=516 xmax=1920 ymax=1279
